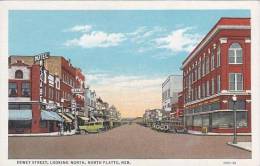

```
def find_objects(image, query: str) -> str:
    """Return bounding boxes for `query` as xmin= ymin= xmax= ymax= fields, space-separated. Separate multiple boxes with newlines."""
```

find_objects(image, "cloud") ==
xmin=85 ymin=72 xmax=165 ymax=117
xmin=65 ymin=24 xmax=92 ymax=33
xmin=154 ymin=27 xmax=202 ymax=53
xmin=64 ymin=31 xmax=126 ymax=48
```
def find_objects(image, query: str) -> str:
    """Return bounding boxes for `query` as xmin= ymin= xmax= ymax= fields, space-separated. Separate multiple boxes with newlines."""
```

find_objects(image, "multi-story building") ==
xmin=84 ymin=86 xmax=96 ymax=118
xmin=9 ymin=55 xmax=87 ymax=129
xmin=171 ymin=91 xmax=184 ymax=120
xmin=162 ymin=75 xmax=183 ymax=111
xmin=181 ymin=18 xmax=251 ymax=133
xmin=8 ymin=60 xmax=63 ymax=134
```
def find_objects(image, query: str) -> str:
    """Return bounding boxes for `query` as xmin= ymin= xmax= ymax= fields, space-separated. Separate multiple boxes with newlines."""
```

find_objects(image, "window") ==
xmin=9 ymin=104 xmax=31 ymax=110
xmin=202 ymin=58 xmax=205 ymax=76
xmin=217 ymin=46 xmax=221 ymax=67
xmin=211 ymin=78 xmax=215 ymax=94
xmin=15 ymin=70 xmax=23 ymax=79
xmin=206 ymin=56 xmax=209 ymax=74
xmin=198 ymin=85 xmax=201 ymax=99
xmin=198 ymin=61 xmax=201 ymax=79
xmin=217 ymin=75 xmax=221 ymax=93
xmin=229 ymin=73 xmax=243 ymax=91
xmin=193 ymin=115 xmax=202 ymax=127
xmin=9 ymin=83 xmax=17 ymax=97
xmin=9 ymin=120 xmax=31 ymax=129
xmin=207 ymin=81 xmax=210 ymax=96
xmin=212 ymin=112 xmax=247 ymax=128
xmin=40 ymin=120 xmax=48 ymax=128
xmin=211 ymin=54 xmax=215 ymax=71
xmin=228 ymin=100 xmax=246 ymax=110
xmin=22 ymin=82 xmax=31 ymax=97
xmin=228 ymin=43 xmax=242 ymax=64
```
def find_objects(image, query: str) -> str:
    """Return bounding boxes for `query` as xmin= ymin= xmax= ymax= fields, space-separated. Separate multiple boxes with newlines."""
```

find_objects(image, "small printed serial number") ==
xmin=223 ymin=161 xmax=237 ymax=165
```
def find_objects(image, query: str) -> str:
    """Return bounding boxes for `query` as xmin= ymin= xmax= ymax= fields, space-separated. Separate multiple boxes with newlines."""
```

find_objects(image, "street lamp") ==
xmin=232 ymin=95 xmax=237 ymax=144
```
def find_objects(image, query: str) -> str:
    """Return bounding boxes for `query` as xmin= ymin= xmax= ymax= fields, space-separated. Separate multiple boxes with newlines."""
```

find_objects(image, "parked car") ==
xmin=79 ymin=121 xmax=104 ymax=134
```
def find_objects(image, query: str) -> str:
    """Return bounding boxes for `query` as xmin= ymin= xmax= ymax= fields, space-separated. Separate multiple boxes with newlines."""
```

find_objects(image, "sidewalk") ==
xmin=8 ymin=129 xmax=76 ymax=137
xmin=188 ymin=130 xmax=251 ymax=136
xmin=227 ymin=142 xmax=252 ymax=152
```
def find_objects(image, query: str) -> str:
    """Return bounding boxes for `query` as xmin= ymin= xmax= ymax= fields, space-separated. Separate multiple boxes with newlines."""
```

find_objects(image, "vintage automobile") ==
xmin=79 ymin=121 xmax=104 ymax=134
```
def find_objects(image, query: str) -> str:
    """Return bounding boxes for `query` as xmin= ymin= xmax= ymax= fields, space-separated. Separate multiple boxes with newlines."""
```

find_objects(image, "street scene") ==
xmin=8 ymin=10 xmax=251 ymax=159
xmin=9 ymin=124 xmax=251 ymax=159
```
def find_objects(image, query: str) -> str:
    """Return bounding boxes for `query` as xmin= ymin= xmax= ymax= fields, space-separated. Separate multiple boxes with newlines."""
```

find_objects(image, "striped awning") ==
xmin=58 ymin=113 xmax=72 ymax=123
xmin=9 ymin=110 xmax=32 ymax=121
xmin=41 ymin=110 xmax=63 ymax=122
xmin=65 ymin=113 xmax=75 ymax=120
xmin=78 ymin=116 xmax=89 ymax=121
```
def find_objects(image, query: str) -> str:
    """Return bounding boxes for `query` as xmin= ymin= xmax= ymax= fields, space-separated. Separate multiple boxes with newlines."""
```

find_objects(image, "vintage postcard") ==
xmin=0 ymin=1 xmax=260 ymax=166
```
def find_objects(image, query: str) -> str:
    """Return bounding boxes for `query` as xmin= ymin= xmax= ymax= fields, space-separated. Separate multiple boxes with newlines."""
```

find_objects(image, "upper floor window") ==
xmin=9 ymin=82 xmax=17 ymax=97
xmin=217 ymin=46 xmax=221 ymax=67
xmin=15 ymin=70 xmax=23 ymax=79
xmin=22 ymin=82 xmax=31 ymax=97
xmin=211 ymin=54 xmax=215 ymax=71
xmin=229 ymin=73 xmax=243 ymax=91
xmin=228 ymin=43 xmax=242 ymax=64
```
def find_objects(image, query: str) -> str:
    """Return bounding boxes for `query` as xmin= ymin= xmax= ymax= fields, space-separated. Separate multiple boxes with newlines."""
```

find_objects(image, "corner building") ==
xmin=181 ymin=18 xmax=251 ymax=133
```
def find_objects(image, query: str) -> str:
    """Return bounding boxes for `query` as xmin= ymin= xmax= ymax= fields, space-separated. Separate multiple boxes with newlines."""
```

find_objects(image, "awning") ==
xmin=78 ymin=116 xmax=89 ymax=121
xmin=65 ymin=113 xmax=75 ymax=120
xmin=9 ymin=110 xmax=32 ymax=121
xmin=41 ymin=110 xmax=63 ymax=122
xmin=58 ymin=113 xmax=72 ymax=123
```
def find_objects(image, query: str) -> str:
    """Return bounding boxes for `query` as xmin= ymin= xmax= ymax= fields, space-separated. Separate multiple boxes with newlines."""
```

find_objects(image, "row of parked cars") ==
xmin=144 ymin=121 xmax=187 ymax=134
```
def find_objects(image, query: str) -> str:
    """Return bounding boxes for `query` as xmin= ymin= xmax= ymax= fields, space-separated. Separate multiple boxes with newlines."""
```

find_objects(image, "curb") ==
xmin=226 ymin=142 xmax=252 ymax=152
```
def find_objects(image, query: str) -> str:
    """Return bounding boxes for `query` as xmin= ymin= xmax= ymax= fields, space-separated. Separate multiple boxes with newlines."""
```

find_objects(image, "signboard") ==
xmin=34 ymin=52 xmax=50 ymax=62
xmin=71 ymin=88 xmax=84 ymax=94
xmin=71 ymin=99 xmax=77 ymax=112
xmin=35 ymin=52 xmax=50 ymax=102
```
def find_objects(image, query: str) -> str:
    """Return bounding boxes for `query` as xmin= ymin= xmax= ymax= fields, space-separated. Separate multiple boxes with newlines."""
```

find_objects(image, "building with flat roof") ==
xmin=181 ymin=18 xmax=251 ymax=133
xmin=162 ymin=75 xmax=183 ymax=112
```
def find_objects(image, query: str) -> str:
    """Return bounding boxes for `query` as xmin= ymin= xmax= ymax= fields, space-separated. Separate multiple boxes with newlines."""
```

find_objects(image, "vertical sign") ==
xmin=34 ymin=52 xmax=50 ymax=103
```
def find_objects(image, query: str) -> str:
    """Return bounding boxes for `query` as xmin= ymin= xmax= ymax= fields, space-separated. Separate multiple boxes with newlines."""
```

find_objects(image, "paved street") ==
xmin=9 ymin=124 xmax=251 ymax=159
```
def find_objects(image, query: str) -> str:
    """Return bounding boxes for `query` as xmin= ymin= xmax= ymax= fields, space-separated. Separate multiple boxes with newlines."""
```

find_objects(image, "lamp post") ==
xmin=232 ymin=95 xmax=237 ymax=144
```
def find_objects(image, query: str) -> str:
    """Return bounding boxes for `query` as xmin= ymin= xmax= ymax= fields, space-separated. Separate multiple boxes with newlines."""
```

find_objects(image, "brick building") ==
xmin=171 ymin=92 xmax=184 ymax=120
xmin=8 ymin=60 xmax=63 ymax=134
xmin=181 ymin=18 xmax=251 ymax=133
xmin=9 ymin=55 xmax=87 ymax=132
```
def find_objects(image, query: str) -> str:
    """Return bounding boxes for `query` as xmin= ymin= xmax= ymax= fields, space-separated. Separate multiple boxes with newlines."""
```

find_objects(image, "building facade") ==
xmin=162 ymin=75 xmax=183 ymax=111
xmin=182 ymin=18 xmax=251 ymax=133
xmin=8 ymin=60 xmax=63 ymax=134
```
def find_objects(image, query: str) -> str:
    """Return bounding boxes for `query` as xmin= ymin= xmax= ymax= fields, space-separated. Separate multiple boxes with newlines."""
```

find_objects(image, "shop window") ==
xmin=193 ymin=115 xmax=202 ymax=127
xmin=8 ymin=120 xmax=31 ymax=128
xmin=186 ymin=116 xmax=193 ymax=127
xmin=22 ymin=82 xmax=31 ymax=97
xmin=8 ymin=82 xmax=17 ymax=97
xmin=15 ymin=70 xmax=23 ymax=79
xmin=40 ymin=120 xmax=48 ymax=128
xmin=212 ymin=111 xmax=247 ymax=128
xmin=228 ymin=43 xmax=242 ymax=64
xmin=202 ymin=114 xmax=209 ymax=127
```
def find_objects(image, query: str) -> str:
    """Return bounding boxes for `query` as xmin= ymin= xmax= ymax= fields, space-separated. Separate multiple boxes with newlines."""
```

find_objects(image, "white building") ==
xmin=84 ymin=86 xmax=96 ymax=118
xmin=162 ymin=75 xmax=183 ymax=112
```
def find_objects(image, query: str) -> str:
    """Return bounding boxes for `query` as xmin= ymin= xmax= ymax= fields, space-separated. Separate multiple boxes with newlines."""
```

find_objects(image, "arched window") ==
xmin=15 ymin=70 xmax=23 ymax=79
xmin=228 ymin=43 xmax=242 ymax=64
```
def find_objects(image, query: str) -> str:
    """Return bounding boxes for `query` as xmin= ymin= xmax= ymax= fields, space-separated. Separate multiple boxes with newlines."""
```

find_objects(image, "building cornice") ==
xmin=181 ymin=25 xmax=251 ymax=69
xmin=184 ymin=91 xmax=251 ymax=107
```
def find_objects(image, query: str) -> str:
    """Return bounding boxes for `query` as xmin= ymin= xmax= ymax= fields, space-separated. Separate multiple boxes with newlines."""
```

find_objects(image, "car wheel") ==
xmin=80 ymin=130 xmax=87 ymax=135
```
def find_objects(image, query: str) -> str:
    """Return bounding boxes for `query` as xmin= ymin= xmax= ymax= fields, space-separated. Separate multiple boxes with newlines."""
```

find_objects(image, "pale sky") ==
xmin=9 ymin=10 xmax=250 ymax=117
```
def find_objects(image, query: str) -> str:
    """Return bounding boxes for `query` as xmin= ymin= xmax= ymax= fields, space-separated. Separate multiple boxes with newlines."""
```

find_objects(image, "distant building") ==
xmin=84 ymin=86 xmax=96 ymax=119
xmin=162 ymin=75 xmax=183 ymax=111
